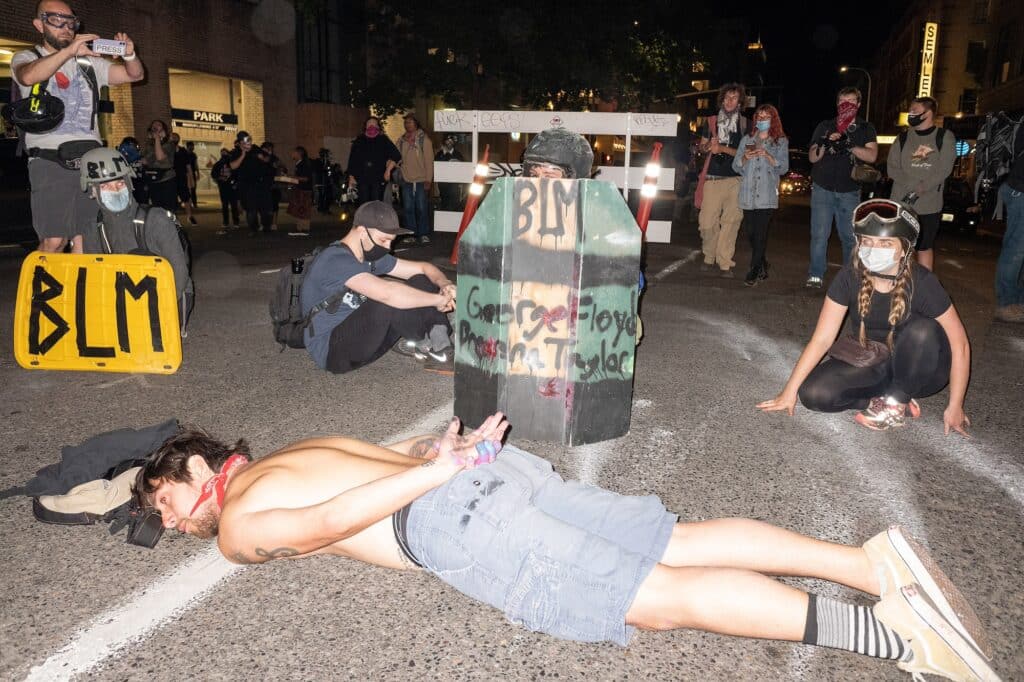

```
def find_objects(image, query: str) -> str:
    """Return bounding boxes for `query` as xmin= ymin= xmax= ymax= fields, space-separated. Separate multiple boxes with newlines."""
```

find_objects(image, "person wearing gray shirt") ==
xmin=886 ymin=97 xmax=956 ymax=272
xmin=11 ymin=0 xmax=144 ymax=252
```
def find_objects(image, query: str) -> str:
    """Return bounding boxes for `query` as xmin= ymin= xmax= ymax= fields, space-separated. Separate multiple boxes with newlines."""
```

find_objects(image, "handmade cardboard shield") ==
xmin=13 ymin=252 xmax=182 ymax=374
xmin=454 ymin=177 xmax=641 ymax=444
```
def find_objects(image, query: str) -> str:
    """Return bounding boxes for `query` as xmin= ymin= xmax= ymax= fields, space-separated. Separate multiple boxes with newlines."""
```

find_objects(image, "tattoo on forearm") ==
xmin=254 ymin=546 xmax=300 ymax=560
xmin=232 ymin=551 xmax=255 ymax=565
xmin=408 ymin=437 xmax=439 ymax=459
xmin=421 ymin=460 xmax=435 ymax=467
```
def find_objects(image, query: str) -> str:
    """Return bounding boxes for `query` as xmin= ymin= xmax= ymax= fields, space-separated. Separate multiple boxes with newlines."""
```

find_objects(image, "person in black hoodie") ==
xmin=346 ymin=116 xmax=401 ymax=206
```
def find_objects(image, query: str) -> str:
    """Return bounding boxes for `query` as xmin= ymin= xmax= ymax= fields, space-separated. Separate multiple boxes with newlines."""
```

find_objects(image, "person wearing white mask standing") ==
xmin=757 ymin=199 xmax=972 ymax=434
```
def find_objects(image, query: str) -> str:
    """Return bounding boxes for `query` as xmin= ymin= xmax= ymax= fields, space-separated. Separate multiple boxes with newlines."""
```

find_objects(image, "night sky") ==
xmin=716 ymin=1 xmax=909 ymax=146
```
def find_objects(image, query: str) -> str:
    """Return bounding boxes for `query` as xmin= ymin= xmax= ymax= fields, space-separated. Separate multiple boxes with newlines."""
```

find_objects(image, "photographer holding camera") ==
xmin=229 ymin=130 xmax=275 ymax=234
xmin=11 ymin=0 xmax=144 ymax=252
xmin=806 ymin=88 xmax=878 ymax=288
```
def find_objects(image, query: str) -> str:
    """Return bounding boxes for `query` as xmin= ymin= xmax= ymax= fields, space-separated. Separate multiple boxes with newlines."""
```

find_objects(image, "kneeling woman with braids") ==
xmin=758 ymin=199 xmax=971 ymax=434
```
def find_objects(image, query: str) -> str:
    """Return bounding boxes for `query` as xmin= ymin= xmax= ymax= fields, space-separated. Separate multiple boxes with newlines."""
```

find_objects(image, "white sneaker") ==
xmin=874 ymin=584 xmax=1000 ymax=681
xmin=864 ymin=525 xmax=991 ymax=659
xmin=391 ymin=338 xmax=427 ymax=360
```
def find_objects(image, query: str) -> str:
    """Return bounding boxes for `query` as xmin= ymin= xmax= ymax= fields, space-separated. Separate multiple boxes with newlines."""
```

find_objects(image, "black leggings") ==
xmin=798 ymin=316 xmax=951 ymax=412
xmin=743 ymin=208 xmax=774 ymax=272
xmin=325 ymin=275 xmax=450 ymax=374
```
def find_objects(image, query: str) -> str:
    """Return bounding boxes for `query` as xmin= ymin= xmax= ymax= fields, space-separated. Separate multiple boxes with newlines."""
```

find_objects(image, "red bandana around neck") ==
xmin=189 ymin=454 xmax=248 ymax=516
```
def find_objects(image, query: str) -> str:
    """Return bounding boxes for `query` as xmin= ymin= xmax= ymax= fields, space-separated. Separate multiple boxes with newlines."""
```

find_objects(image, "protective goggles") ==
xmin=853 ymin=199 xmax=909 ymax=226
xmin=522 ymin=161 xmax=571 ymax=178
xmin=40 ymin=12 xmax=80 ymax=30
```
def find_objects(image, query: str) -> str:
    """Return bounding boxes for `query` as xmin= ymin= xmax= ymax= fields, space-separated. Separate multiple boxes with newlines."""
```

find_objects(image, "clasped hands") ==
xmin=436 ymin=283 xmax=456 ymax=312
xmin=434 ymin=412 xmax=510 ymax=471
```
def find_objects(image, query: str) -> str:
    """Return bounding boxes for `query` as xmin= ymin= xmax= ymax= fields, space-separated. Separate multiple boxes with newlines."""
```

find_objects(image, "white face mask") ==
xmin=100 ymin=186 xmax=131 ymax=212
xmin=859 ymin=245 xmax=898 ymax=273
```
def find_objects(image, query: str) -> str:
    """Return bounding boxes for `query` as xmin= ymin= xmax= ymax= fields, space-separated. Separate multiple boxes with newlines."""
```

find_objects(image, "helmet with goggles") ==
xmin=852 ymin=198 xmax=920 ymax=245
xmin=522 ymin=128 xmax=594 ymax=180
xmin=80 ymin=147 xmax=137 ymax=192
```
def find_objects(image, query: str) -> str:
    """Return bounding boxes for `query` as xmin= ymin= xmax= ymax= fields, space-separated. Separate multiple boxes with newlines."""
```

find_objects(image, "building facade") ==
xmin=1 ymin=0 xmax=372 ymax=181
xmin=870 ymin=0 xmax=992 ymax=136
xmin=976 ymin=0 xmax=1024 ymax=113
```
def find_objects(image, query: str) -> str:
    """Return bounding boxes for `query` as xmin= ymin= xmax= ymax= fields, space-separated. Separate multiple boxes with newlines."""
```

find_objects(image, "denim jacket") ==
xmin=732 ymin=134 xmax=789 ymax=209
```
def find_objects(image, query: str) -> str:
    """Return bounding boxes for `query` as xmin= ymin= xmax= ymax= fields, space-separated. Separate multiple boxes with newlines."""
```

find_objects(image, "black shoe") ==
xmin=759 ymin=261 xmax=770 ymax=280
xmin=744 ymin=268 xmax=759 ymax=286
xmin=189 ymin=217 xmax=198 ymax=226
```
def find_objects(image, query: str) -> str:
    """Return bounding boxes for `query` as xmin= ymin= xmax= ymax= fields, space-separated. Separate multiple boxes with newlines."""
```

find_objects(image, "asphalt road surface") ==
xmin=1 ymin=197 xmax=1021 ymax=681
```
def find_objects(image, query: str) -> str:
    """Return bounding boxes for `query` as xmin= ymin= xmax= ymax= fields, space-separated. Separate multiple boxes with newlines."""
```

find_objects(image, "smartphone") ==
xmin=88 ymin=39 xmax=127 ymax=56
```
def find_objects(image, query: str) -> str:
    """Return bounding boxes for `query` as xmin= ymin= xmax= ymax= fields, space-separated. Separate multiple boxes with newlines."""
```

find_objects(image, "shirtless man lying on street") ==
xmin=135 ymin=412 xmax=999 ymax=681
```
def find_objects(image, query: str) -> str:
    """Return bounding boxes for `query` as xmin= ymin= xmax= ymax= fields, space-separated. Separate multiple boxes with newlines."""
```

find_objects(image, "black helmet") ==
xmin=522 ymin=128 xmax=594 ymax=179
xmin=1 ymin=82 xmax=65 ymax=134
xmin=852 ymin=199 xmax=920 ymax=244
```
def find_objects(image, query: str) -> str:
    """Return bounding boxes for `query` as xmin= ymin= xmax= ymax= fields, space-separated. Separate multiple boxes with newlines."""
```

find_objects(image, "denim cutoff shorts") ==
xmin=406 ymin=445 xmax=677 ymax=645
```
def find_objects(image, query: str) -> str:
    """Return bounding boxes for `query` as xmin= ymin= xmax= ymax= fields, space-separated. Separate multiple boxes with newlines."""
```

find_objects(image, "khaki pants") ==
xmin=698 ymin=176 xmax=743 ymax=270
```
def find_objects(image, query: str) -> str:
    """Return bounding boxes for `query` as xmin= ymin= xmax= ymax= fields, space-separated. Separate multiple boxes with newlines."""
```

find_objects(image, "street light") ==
xmin=840 ymin=65 xmax=872 ymax=123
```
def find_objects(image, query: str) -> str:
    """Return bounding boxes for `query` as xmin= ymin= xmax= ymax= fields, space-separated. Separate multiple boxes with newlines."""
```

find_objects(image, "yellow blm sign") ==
xmin=13 ymin=253 xmax=182 ymax=374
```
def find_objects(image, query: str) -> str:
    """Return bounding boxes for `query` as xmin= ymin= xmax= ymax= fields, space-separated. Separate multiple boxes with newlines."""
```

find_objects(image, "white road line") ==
xmin=25 ymin=401 xmax=455 ymax=682
xmin=943 ymin=259 xmax=965 ymax=270
xmin=652 ymin=251 xmax=698 ymax=281
xmin=259 ymin=268 xmax=282 ymax=274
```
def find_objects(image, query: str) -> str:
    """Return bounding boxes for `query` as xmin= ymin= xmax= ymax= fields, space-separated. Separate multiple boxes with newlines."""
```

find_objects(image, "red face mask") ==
xmin=836 ymin=101 xmax=860 ymax=134
xmin=189 ymin=454 xmax=249 ymax=516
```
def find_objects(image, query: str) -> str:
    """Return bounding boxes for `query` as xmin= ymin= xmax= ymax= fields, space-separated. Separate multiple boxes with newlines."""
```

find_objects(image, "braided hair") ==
xmin=853 ymin=240 xmax=915 ymax=350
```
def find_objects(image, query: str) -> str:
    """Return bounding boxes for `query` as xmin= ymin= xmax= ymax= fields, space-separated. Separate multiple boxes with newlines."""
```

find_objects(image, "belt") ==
xmin=27 ymin=147 xmax=61 ymax=163
xmin=705 ymin=175 xmax=735 ymax=181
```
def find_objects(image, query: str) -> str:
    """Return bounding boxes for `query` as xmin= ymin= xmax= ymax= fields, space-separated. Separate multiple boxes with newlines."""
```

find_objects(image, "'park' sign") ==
xmin=14 ymin=253 xmax=182 ymax=374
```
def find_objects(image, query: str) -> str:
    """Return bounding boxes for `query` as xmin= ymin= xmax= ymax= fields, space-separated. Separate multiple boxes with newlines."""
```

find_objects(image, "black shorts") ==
xmin=915 ymin=212 xmax=941 ymax=251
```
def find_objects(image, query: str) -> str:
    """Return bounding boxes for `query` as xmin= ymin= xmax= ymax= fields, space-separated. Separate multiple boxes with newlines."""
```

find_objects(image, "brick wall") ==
xmin=0 ymin=0 xmax=297 ymax=149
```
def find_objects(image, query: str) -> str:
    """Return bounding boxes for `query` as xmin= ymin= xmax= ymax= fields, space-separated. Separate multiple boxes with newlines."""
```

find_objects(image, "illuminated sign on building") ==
xmin=917 ymin=22 xmax=939 ymax=97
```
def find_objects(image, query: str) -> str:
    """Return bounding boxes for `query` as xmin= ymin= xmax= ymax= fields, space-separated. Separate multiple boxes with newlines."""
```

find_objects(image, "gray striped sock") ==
xmin=802 ymin=594 xmax=907 ymax=660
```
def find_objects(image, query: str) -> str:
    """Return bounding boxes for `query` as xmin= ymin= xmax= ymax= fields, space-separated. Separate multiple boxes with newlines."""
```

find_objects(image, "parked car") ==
xmin=940 ymin=178 xmax=981 ymax=234
xmin=780 ymin=148 xmax=811 ymax=195
xmin=0 ymin=137 xmax=37 ymax=249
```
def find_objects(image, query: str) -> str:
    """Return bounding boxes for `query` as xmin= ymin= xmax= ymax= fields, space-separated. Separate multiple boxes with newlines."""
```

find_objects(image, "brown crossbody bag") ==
xmin=827 ymin=335 xmax=890 ymax=368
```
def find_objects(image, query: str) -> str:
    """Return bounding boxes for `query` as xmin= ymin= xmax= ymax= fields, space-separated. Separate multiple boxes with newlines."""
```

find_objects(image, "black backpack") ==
xmin=269 ymin=244 xmax=367 ymax=350
xmin=270 ymin=246 xmax=326 ymax=350
xmin=897 ymin=127 xmax=949 ymax=154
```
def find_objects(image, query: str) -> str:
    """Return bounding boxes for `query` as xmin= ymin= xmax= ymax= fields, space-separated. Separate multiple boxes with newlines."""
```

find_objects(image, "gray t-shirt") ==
xmin=300 ymin=244 xmax=398 ymax=369
xmin=11 ymin=47 xmax=112 ymax=150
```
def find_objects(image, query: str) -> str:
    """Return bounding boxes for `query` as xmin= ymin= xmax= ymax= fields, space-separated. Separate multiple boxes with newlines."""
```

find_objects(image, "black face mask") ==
xmin=907 ymin=113 xmax=926 ymax=127
xmin=361 ymin=230 xmax=391 ymax=261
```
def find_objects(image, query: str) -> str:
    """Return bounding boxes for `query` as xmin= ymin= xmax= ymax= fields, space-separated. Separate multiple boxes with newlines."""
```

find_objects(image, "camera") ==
xmin=126 ymin=507 xmax=164 ymax=548
xmin=87 ymin=38 xmax=127 ymax=57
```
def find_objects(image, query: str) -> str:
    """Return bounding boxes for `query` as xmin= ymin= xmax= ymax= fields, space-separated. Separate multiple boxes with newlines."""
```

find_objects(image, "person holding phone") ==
xmin=733 ymin=105 xmax=789 ymax=286
xmin=11 ymin=0 xmax=144 ymax=252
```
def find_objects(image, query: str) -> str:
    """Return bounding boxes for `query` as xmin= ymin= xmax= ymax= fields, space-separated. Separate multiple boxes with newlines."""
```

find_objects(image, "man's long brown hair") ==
xmin=134 ymin=427 xmax=251 ymax=507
